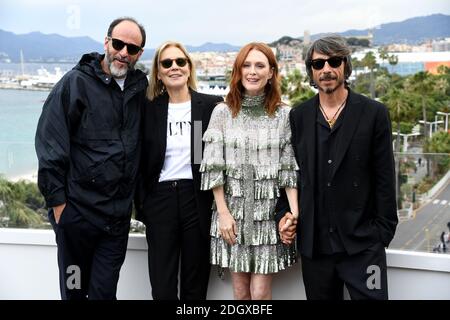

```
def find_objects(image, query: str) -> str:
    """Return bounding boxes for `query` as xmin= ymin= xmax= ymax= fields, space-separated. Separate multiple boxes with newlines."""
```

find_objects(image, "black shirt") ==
xmin=314 ymin=104 xmax=347 ymax=255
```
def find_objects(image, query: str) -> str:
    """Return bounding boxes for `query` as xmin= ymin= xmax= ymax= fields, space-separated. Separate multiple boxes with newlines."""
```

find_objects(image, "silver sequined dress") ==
xmin=200 ymin=94 xmax=298 ymax=274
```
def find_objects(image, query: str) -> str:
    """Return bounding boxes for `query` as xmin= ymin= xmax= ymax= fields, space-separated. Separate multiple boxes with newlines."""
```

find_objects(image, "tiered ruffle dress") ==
xmin=200 ymin=95 xmax=298 ymax=274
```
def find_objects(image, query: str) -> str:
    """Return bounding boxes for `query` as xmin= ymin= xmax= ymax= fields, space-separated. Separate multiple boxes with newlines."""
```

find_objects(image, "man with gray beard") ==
xmin=276 ymin=35 xmax=397 ymax=300
xmin=35 ymin=17 xmax=148 ymax=299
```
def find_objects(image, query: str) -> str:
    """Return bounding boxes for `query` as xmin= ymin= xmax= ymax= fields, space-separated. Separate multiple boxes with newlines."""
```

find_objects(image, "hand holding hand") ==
xmin=279 ymin=212 xmax=297 ymax=245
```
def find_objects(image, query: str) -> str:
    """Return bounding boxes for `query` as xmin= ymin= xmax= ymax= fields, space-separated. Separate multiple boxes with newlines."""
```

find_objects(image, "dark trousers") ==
xmin=48 ymin=203 xmax=129 ymax=300
xmin=301 ymin=242 xmax=388 ymax=300
xmin=143 ymin=179 xmax=210 ymax=300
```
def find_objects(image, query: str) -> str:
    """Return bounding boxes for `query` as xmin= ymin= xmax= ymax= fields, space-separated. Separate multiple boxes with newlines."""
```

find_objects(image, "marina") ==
xmin=0 ymin=65 xmax=67 ymax=91
xmin=0 ymin=56 xmax=74 ymax=91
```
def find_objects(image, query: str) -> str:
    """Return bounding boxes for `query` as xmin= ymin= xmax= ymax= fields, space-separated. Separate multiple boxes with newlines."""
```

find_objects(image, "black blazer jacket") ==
xmin=136 ymin=90 xmax=223 ymax=238
xmin=276 ymin=89 xmax=398 ymax=258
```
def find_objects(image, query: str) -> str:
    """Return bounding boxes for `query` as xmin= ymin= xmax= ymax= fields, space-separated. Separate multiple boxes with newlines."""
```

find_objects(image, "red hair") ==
xmin=226 ymin=42 xmax=282 ymax=117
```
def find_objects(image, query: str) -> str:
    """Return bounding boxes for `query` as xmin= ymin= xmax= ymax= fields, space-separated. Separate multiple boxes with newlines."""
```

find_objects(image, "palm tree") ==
xmin=388 ymin=54 xmax=399 ymax=74
xmin=362 ymin=52 xmax=378 ymax=99
xmin=225 ymin=68 xmax=232 ymax=84
xmin=0 ymin=177 xmax=13 ymax=227
xmin=378 ymin=47 xmax=389 ymax=69
xmin=434 ymin=66 xmax=450 ymax=99
xmin=5 ymin=200 xmax=43 ymax=228
xmin=434 ymin=78 xmax=450 ymax=97
xmin=281 ymin=69 xmax=315 ymax=106
xmin=404 ymin=71 xmax=448 ymax=178
xmin=351 ymin=57 xmax=362 ymax=78
xmin=381 ymin=88 xmax=415 ymax=208
xmin=375 ymin=74 xmax=390 ymax=97
xmin=423 ymin=131 xmax=450 ymax=177
xmin=0 ymin=177 xmax=45 ymax=228
xmin=382 ymin=88 xmax=415 ymax=148
xmin=404 ymin=72 xmax=435 ymax=138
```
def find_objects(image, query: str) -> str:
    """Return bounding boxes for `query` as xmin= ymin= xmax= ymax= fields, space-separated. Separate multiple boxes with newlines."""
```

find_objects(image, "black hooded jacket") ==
xmin=35 ymin=52 xmax=148 ymax=232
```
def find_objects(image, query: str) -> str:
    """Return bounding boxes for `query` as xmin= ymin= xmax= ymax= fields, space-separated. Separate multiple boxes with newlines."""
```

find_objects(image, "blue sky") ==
xmin=1 ymin=0 xmax=449 ymax=48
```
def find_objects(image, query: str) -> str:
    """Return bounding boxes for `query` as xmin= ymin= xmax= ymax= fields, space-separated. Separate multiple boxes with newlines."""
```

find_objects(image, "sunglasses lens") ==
xmin=160 ymin=59 xmax=173 ymax=69
xmin=175 ymin=58 xmax=187 ymax=67
xmin=111 ymin=39 xmax=125 ymax=51
xmin=328 ymin=57 xmax=344 ymax=68
xmin=311 ymin=57 xmax=344 ymax=70
xmin=160 ymin=58 xmax=188 ymax=69
xmin=110 ymin=38 xmax=141 ymax=55
xmin=127 ymin=44 xmax=141 ymax=55
xmin=311 ymin=59 xmax=325 ymax=70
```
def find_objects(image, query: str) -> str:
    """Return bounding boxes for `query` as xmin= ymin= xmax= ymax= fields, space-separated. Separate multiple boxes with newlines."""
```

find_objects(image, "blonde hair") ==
xmin=147 ymin=41 xmax=197 ymax=101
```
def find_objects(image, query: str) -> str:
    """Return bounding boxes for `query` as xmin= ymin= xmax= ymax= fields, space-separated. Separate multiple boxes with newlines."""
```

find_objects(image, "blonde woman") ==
xmin=137 ymin=41 xmax=222 ymax=300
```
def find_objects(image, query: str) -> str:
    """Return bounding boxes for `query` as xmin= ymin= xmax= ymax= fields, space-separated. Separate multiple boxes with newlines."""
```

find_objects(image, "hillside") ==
xmin=1 ymin=14 xmax=449 ymax=62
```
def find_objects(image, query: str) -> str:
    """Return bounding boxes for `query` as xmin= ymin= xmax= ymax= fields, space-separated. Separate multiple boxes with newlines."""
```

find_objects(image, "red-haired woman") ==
xmin=200 ymin=42 xmax=298 ymax=299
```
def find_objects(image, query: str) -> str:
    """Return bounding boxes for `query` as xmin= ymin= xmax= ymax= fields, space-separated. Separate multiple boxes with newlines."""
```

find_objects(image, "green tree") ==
xmin=378 ymin=47 xmax=389 ymax=65
xmin=382 ymin=88 xmax=415 ymax=147
xmin=388 ymin=54 xmax=399 ymax=74
xmin=381 ymin=88 xmax=415 ymax=208
xmin=434 ymin=66 xmax=450 ymax=99
xmin=351 ymin=57 xmax=362 ymax=78
xmin=225 ymin=68 xmax=232 ymax=84
xmin=281 ymin=69 xmax=315 ymax=106
xmin=375 ymin=73 xmax=390 ymax=97
xmin=424 ymin=131 xmax=450 ymax=153
xmin=423 ymin=131 xmax=450 ymax=176
xmin=404 ymin=72 xmax=436 ymax=137
xmin=353 ymin=72 xmax=371 ymax=96
xmin=0 ymin=177 xmax=46 ymax=228
xmin=404 ymin=71 xmax=450 ymax=178
xmin=361 ymin=52 xmax=378 ymax=99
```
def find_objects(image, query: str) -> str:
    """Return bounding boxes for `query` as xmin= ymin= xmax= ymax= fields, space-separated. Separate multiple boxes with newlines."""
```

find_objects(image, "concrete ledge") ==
xmin=0 ymin=228 xmax=449 ymax=299
xmin=387 ymin=249 xmax=450 ymax=272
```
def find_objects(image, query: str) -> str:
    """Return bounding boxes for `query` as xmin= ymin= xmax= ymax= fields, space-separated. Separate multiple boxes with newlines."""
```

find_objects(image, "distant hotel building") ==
xmin=353 ymin=50 xmax=450 ymax=76
xmin=432 ymin=38 xmax=450 ymax=52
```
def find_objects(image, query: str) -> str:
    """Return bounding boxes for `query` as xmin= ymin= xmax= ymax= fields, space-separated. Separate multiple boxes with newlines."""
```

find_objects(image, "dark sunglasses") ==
xmin=160 ymin=58 xmax=189 ymax=69
xmin=310 ymin=56 xmax=346 ymax=70
xmin=108 ymin=37 xmax=142 ymax=55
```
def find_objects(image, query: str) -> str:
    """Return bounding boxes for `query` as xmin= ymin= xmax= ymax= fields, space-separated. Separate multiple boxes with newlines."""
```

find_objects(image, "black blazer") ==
xmin=276 ymin=89 xmax=398 ymax=258
xmin=136 ymin=90 xmax=223 ymax=238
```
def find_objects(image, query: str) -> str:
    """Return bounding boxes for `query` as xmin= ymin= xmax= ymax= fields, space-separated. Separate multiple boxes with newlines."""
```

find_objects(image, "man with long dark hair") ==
xmin=277 ymin=35 xmax=398 ymax=300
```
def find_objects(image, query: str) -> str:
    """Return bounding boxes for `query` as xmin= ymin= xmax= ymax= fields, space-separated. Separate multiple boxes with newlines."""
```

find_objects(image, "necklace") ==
xmin=319 ymin=99 xmax=346 ymax=128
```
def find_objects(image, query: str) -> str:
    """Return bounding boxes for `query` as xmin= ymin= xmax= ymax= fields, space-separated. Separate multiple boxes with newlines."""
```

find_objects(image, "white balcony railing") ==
xmin=0 ymin=228 xmax=449 ymax=300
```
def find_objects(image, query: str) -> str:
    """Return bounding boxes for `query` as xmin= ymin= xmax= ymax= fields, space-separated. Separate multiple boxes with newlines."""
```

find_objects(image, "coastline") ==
xmin=0 ymin=84 xmax=51 ymax=92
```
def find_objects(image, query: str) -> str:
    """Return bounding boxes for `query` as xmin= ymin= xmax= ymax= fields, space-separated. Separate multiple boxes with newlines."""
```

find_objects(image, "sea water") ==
xmin=0 ymin=89 xmax=49 ymax=180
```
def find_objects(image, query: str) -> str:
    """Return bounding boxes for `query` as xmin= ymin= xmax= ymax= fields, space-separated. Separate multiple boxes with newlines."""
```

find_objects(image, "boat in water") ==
xmin=19 ymin=66 xmax=64 ymax=89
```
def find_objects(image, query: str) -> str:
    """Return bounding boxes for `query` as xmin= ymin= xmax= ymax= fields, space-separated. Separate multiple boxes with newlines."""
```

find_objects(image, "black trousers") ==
xmin=143 ymin=179 xmax=210 ymax=300
xmin=301 ymin=242 xmax=389 ymax=300
xmin=48 ymin=202 xmax=129 ymax=300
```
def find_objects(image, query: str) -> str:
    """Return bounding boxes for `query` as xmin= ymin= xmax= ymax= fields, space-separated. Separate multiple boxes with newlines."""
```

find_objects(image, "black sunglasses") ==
xmin=310 ymin=56 xmax=346 ymax=70
xmin=108 ymin=37 xmax=142 ymax=55
xmin=160 ymin=58 xmax=189 ymax=69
